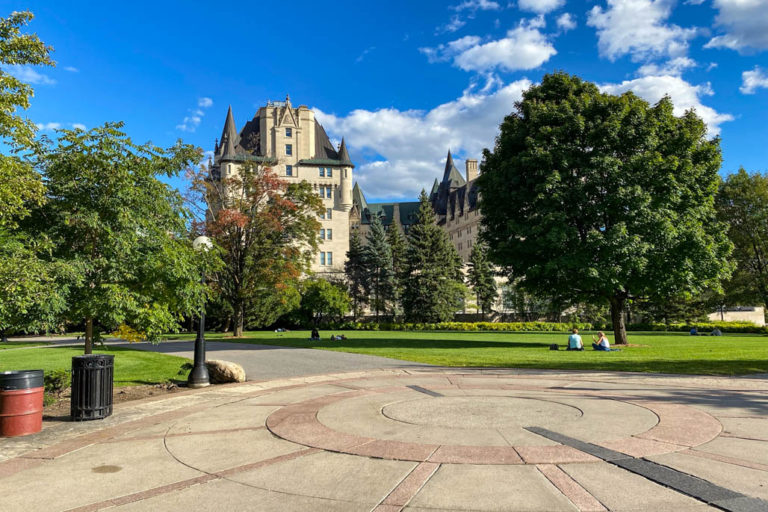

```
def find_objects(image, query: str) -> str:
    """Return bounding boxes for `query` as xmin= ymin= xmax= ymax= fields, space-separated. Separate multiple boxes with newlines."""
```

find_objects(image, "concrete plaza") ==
xmin=1 ymin=364 xmax=768 ymax=511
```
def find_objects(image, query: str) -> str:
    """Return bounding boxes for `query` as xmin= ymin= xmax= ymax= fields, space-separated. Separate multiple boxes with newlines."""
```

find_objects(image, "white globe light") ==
xmin=193 ymin=236 xmax=212 ymax=252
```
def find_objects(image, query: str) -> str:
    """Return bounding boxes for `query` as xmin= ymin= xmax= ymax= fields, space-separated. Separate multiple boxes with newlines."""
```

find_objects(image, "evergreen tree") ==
xmin=402 ymin=190 xmax=465 ymax=322
xmin=344 ymin=232 xmax=368 ymax=320
xmin=467 ymin=242 xmax=497 ymax=319
xmin=387 ymin=222 xmax=408 ymax=316
xmin=363 ymin=215 xmax=394 ymax=320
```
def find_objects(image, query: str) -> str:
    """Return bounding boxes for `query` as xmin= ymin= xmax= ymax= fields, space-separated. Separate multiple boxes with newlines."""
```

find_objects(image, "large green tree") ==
xmin=298 ymin=278 xmax=351 ymax=326
xmin=467 ymin=242 xmax=497 ymax=319
xmin=33 ymin=123 xmax=208 ymax=353
xmin=402 ymin=191 xmax=465 ymax=322
xmin=196 ymin=161 xmax=323 ymax=336
xmin=479 ymin=72 xmax=732 ymax=344
xmin=363 ymin=215 xmax=394 ymax=319
xmin=717 ymin=169 xmax=768 ymax=308
xmin=0 ymin=11 xmax=50 ymax=227
xmin=0 ymin=11 xmax=65 ymax=340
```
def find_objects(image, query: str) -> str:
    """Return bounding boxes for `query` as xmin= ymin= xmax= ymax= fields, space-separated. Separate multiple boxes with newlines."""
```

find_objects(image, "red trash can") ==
xmin=0 ymin=370 xmax=44 ymax=437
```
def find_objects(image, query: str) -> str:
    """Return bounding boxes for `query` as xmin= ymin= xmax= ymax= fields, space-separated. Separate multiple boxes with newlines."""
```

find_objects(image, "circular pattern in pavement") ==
xmin=265 ymin=374 xmax=723 ymax=465
xmin=382 ymin=396 xmax=583 ymax=429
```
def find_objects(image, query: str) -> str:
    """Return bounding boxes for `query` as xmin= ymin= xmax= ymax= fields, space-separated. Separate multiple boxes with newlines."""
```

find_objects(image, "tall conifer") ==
xmin=402 ymin=190 xmax=465 ymax=322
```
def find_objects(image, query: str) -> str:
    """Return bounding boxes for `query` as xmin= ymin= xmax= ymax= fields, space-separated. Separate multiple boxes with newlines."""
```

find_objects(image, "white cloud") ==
xmin=177 ymin=97 xmax=214 ymax=132
xmin=740 ymin=66 xmax=768 ymax=94
xmin=421 ymin=17 xmax=556 ymax=73
xmin=587 ymin=0 xmax=697 ymax=62
xmin=452 ymin=0 xmax=501 ymax=11
xmin=556 ymin=13 xmax=577 ymax=32
xmin=518 ymin=0 xmax=565 ymax=14
xmin=637 ymin=56 xmax=697 ymax=76
xmin=705 ymin=0 xmax=768 ymax=52
xmin=440 ymin=15 xmax=467 ymax=33
xmin=5 ymin=65 xmax=56 ymax=85
xmin=600 ymin=75 xmax=733 ymax=134
xmin=72 ymin=123 xmax=86 ymax=130
xmin=684 ymin=0 xmax=705 ymax=4
xmin=36 ymin=122 xmax=61 ymax=131
xmin=64 ymin=66 xmax=79 ymax=73
xmin=314 ymin=79 xmax=532 ymax=199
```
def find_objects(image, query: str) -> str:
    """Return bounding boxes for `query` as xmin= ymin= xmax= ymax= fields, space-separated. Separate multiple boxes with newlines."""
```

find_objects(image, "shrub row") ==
xmin=321 ymin=321 xmax=594 ymax=332
xmin=626 ymin=321 xmax=768 ymax=334
xmin=318 ymin=320 xmax=767 ymax=334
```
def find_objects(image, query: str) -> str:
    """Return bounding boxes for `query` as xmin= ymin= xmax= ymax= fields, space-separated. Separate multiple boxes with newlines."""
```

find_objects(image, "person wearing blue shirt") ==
xmin=567 ymin=328 xmax=583 ymax=351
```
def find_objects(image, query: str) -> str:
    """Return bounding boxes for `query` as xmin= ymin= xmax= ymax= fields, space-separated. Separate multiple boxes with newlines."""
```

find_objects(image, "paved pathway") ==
xmin=2 ymin=367 xmax=768 ymax=511
xmin=116 ymin=339 xmax=429 ymax=380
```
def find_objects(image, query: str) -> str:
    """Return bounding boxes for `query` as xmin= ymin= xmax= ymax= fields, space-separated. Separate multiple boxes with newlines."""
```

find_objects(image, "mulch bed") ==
xmin=43 ymin=382 xmax=182 ymax=422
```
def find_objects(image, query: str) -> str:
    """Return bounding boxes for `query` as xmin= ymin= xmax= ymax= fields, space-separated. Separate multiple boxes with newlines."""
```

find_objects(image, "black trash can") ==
xmin=71 ymin=354 xmax=114 ymax=421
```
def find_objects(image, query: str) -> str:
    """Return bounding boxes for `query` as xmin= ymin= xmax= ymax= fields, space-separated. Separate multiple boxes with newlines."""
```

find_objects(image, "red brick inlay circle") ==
xmin=265 ymin=379 xmax=722 ymax=465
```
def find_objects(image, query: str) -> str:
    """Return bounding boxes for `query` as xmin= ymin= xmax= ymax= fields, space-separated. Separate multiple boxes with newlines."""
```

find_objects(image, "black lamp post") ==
xmin=188 ymin=235 xmax=212 ymax=388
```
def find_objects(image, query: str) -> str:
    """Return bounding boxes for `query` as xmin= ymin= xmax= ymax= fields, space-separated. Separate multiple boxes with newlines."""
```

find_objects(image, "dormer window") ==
xmin=285 ymin=128 xmax=292 ymax=137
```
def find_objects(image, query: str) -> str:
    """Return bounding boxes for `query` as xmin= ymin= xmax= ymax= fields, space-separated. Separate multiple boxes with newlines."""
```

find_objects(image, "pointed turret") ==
xmin=352 ymin=182 xmax=368 ymax=211
xmin=430 ymin=178 xmax=439 ymax=197
xmin=441 ymin=149 xmax=466 ymax=189
xmin=442 ymin=150 xmax=455 ymax=182
xmin=219 ymin=105 xmax=238 ymax=160
xmin=338 ymin=138 xmax=352 ymax=165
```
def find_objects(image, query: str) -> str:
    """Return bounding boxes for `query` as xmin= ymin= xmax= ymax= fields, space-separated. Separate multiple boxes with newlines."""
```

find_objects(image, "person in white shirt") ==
xmin=592 ymin=332 xmax=611 ymax=351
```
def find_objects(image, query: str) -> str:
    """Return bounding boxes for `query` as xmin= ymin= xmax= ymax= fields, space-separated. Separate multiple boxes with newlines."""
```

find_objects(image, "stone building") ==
xmin=350 ymin=150 xmax=482 ymax=263
xmin=209 ymin=96 xmax=354 ymax=275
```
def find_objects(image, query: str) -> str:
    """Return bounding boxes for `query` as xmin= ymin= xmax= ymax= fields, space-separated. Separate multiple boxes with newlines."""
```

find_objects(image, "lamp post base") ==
xmin=187 ymin=363 xmax=210 ymax=389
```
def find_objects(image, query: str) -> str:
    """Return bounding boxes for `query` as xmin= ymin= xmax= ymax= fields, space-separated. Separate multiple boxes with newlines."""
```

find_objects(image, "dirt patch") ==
xmin=43 ymin=382 xmax=182 ymax=421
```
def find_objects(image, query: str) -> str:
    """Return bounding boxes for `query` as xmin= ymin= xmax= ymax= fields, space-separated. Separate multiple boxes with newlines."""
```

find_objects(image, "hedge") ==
xmin=318 ymin=320 xmax=768 ymax=334
xmin=321 ymin=321 xmax=594 ymax=332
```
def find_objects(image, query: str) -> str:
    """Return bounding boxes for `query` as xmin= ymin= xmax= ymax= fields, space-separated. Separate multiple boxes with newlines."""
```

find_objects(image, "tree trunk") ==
xmin=1 ymin=330 xmax=8 ymax=343
xmin=610 ymin=295 xmax=628 ymax=345
xmin=233 ymin=302 xmax=244 ymax=337
xmin=222 ymin=315 xmax=231 ymax=333
xmin=84 ymin=317 xmax=94 ymax=354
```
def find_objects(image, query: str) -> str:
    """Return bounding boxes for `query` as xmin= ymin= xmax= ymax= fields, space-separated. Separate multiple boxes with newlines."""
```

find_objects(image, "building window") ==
xmin=320 ymin=229 xmax=325 ymax=240
xmin=325 ymin=186 xmax=333 ymax=198
xmin=319 ymin=167 xmax=325 ymax=177
xmin=326 ymin=208 xmax=333 ymax=219
xmin=285 ymin=127 xmax=292 ymax=137
xmin=327 ymin=228 xmax=332 ymax=240
xmin=286 ymin=165 xmax=293 ymax=176
xmin=327 ymin=252 xmax=333 ymax=265
xmin=319 ymin=210 xmax=325 ymax=220
xmin=320 ymin=252 xmax=326 ymax=266
xmin=285 ymin=144 xmax=292 ymax=156
xmin=327 ymin=167 xmax=333 ymax=177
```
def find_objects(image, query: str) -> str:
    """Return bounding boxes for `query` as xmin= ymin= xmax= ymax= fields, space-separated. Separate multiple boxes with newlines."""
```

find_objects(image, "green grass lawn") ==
xmin=0 ymin=341 xmax=51 ymax=350
xmin=165 ymin=329 xmax=768 ymax=376
xmin=0 ymin=346 xmax=191 ymax=386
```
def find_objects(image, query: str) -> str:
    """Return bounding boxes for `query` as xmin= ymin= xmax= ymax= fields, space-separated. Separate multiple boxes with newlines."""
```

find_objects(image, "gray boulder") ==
xmin=205 ymin=360 xmax=246 ymax=384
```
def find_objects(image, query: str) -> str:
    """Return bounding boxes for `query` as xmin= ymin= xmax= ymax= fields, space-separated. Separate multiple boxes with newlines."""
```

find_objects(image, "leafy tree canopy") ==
xmin=717 ymin=168 xmax=768 ymax=308
xmin=478 ymin=72 xmax=732 ymax=343
xmin=32 ymin=123 xmax=208 ymax=352
xmin=0 ymin=11 xmax=51 ymax=227
xmin=194 ymin=161 xmax=323 ymax=336
xmin=299 ymin=278 xmax=351 ymax=326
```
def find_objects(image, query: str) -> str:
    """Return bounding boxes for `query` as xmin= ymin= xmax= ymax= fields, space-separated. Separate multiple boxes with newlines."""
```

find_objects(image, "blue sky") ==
xmin=7 ymin=0 xmax=768 ymax=202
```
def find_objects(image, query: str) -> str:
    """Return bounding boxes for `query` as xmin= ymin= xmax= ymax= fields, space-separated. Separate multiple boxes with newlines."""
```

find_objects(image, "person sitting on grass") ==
xmin=592 ymin=332 xmax=611 ymax=351
xmin=310 ymin=328 xmax=320 ymax=341
xmin=711 ymin=328 xmax=722 ymax=336
xmin=567 ymin=328 xmax=583 ymax=351
xmin=690 ymin=327 xmax=698 ymax=336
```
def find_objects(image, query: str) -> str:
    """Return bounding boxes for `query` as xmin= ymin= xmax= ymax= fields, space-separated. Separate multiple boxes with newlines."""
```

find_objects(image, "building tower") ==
xmin=210 ymin=96 xmax=354 ymax=275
